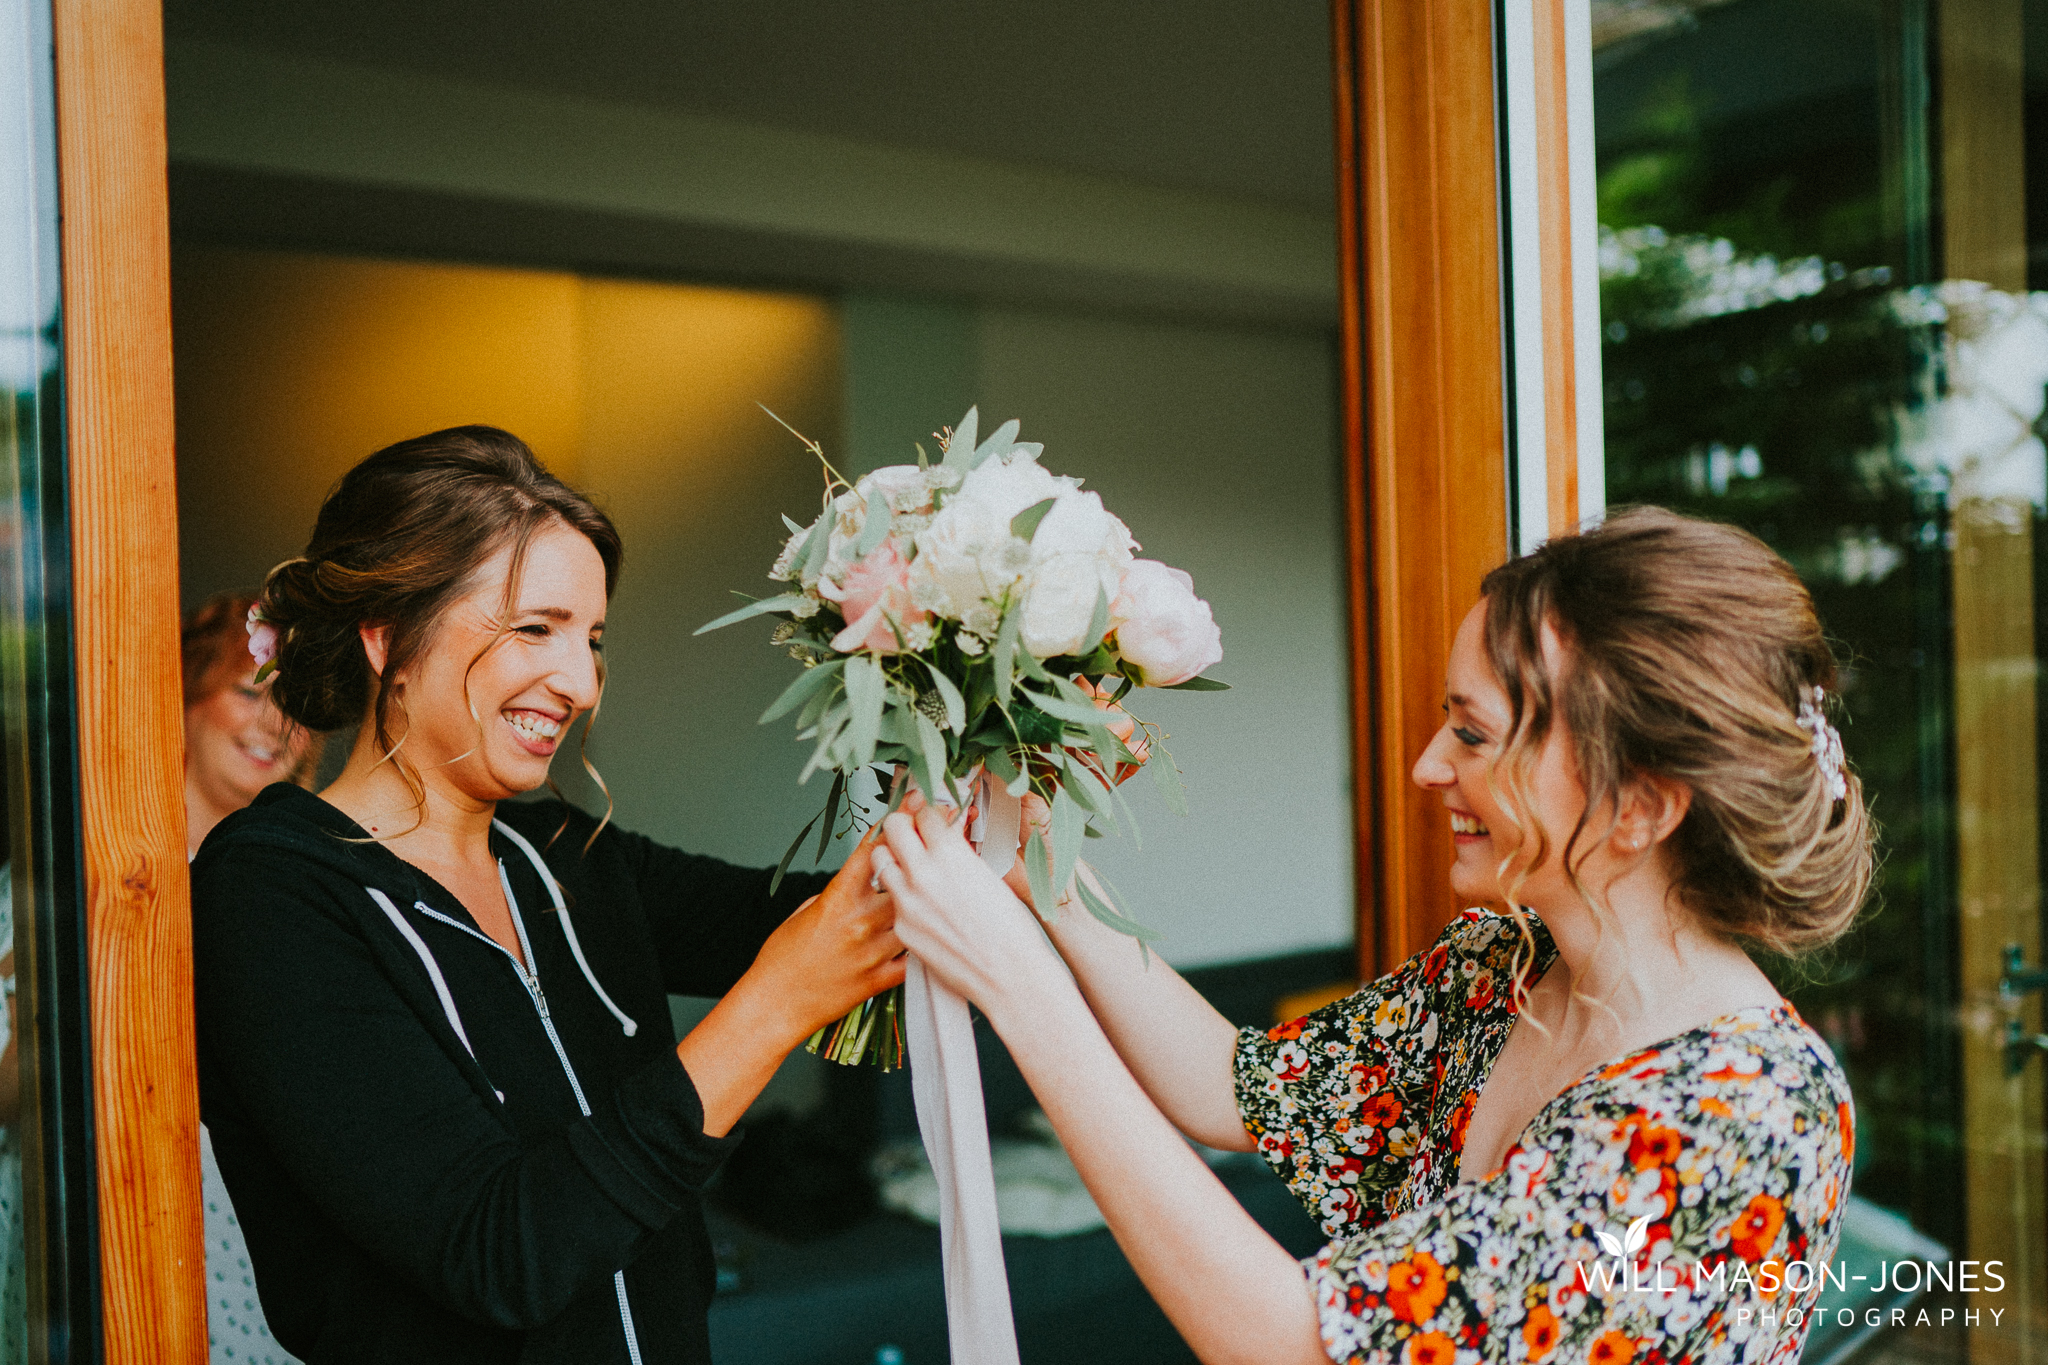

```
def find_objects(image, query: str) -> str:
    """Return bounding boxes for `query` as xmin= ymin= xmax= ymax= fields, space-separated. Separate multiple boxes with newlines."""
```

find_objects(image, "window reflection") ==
xmin=1594 ymin=0 xmax=2048 ymax=1357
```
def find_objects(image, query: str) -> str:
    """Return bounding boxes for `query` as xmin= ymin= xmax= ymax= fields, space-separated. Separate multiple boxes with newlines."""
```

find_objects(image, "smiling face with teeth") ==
xmin=186 ymin=670 xmax=315 ymax=819
xmin=1412 ymin=601 xmax=1597 ymax=911
xmin=368 ymin=518 xmax=609 ymax=807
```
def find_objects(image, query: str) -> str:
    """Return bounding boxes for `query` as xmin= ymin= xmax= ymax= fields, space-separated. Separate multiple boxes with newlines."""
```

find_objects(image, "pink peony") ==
xmin=1109 ymin=560 xmax=1222 ymax=686
xmin=821 ymin=541 xmax=930 ymax=654
xmin=245 ymin=605 xmax=279 ymax=672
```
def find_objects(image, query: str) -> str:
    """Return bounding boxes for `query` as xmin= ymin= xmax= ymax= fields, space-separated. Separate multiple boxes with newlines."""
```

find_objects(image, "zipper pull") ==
xmin=524 ymin=971 xmax=550 ymax=1019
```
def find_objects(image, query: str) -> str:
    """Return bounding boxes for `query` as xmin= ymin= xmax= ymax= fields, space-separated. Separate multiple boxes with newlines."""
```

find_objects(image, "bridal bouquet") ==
xmin=698 ymin=408 xmax=1225 ymax=1067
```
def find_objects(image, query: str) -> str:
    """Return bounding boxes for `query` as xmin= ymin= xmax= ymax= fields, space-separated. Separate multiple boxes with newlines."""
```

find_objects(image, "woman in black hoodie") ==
xmin=190 ymin=426 xmax=903 ymax=1364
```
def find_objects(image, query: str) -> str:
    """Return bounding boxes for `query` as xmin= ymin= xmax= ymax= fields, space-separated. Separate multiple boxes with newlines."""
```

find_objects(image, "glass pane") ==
xmin=1593 ymin=0 xmax=2046 ymax=1358
xmin=1 ymin=0 xmax=101 ymax=1357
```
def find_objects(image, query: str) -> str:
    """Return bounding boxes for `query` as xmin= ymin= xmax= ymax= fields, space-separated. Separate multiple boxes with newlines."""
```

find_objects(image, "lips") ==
xmin=504 ymin=708 xmax=565 ymax=753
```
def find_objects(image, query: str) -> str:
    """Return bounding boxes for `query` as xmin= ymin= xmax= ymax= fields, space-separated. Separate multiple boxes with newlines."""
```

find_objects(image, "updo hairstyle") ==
xmin=1480 ymin=506 xmax=1873 ymax=957
xmin=258 ymin=427 xmax=622 ymax=773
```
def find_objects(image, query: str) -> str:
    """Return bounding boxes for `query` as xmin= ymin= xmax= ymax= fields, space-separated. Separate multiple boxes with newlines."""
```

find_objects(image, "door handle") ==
xmin=2005 ymin=1020 xmax=2048 ymax=1078
xmin=2000 ymin=944 xmax=2048 ymax=1004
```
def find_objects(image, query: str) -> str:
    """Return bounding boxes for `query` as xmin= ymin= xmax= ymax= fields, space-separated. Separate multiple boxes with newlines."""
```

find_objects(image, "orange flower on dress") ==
xmin=1627 ymin=1121 xmax=1683 ymax=1170
xmin=1838 ymin=1101 xmax=1855 ymax=1166
xmin=1522 ymin=1303 xmax=1560 ymax=1362
xmin=1385 ymin=1252 xmax=1449 ymax=1324
xmin=1589 ymin=1330 xmax=1638 ymax=1365
xmin=1756 ymin=1257 xmax=1788 ymax=1301
xmin=1405 ymin=1330 xmax=1457 ymax=1365
xmin=1446 ymin=1090 xmax=1479 ymax=1154
xmin=1730 ymin=1193 xmax=1786 ymax=1263
xmin=1362 ymin=1092 xmax=1405 ymax=1127
xmin=1268 ymin=1018 xmax=1305 ymax=1041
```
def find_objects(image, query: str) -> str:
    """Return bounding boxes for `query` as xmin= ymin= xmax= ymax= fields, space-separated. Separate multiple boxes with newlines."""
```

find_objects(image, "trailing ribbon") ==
xmin=901 ymin=773 xmax=1021 ymax=1365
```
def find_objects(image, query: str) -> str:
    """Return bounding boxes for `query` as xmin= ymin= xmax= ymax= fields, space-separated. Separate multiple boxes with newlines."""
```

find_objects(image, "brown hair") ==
xmin=258 ymin=426 xmax=622 ymax=823
xmin=182 ymin=588 xmax=323 ymax=787
xmin=1479 ymin=506 xmax=1873 ymax=970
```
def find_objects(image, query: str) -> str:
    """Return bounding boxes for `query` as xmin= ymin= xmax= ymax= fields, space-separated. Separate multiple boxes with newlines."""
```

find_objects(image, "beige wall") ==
xmin=976 ymin=308 xmax=1353 ymax=965
xmin=173 ymin=246 xmax=846 ymax=855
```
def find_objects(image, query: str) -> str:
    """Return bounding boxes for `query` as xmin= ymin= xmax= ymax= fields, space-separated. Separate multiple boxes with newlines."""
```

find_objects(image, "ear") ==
xmin=1615 ymin=773 xmax=1692 ymax=852
xmin=360 ymin=623 xmax=394 ymax=680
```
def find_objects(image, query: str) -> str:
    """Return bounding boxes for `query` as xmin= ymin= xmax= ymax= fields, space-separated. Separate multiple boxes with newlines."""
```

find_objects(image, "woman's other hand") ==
xmin=678 ymin=829 xmax=904 ymax=1136
xmin=749 ymin=829 xmax=905 ymax=1042
xmin=874 ymin=802 xmax=1064 ymax=1018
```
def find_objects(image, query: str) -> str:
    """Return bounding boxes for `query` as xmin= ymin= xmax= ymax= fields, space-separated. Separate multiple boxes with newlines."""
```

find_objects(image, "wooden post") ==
xmin=51 ymin=0 xmax=207 ymax=1357
xmin=1333 ymin=0 xmax=1512 ymax=977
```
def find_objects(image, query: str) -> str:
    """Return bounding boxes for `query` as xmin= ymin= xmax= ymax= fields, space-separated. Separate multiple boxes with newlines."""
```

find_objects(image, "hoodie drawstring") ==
xmin=490 ymin=818 xmax=640 ymax=1039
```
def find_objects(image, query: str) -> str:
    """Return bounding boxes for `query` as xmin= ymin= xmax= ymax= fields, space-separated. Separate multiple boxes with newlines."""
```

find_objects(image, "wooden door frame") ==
xmin=1333 ymin=0 xmax=1591 ymax=976
xmin=51 ymin=0 xmax=207 ymax=1357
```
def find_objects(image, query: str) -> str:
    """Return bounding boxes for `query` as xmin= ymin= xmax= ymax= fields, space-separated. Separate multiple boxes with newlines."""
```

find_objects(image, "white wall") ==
xmin=974 ymin=309 xmax=1353 ymax=965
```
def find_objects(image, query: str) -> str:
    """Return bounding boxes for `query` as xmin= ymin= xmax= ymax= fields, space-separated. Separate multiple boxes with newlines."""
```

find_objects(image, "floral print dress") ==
xmin=1236 ymin=909 xmax=1853 ymax=1365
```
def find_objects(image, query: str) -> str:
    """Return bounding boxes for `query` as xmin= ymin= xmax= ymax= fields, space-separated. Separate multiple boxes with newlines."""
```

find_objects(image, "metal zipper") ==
xmin=409 ymin=861 xmax=644 ymax=1364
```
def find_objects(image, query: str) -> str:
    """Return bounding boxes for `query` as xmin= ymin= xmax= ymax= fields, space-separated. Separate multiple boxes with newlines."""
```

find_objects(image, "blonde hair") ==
xmin=1479 ymin=507 xmax=1874 ymax=997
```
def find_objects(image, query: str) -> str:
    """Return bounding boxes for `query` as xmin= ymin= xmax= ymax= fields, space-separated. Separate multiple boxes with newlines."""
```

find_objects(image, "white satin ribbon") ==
xmin=902 ymin=775 xmax=1021 ymax=1365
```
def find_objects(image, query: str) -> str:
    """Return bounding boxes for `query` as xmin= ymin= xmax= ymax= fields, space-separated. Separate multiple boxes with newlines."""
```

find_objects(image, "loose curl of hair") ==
xmin=1478 ymin=507 xmax=1875 ymax=1005
xmin=257 ymin=426 xmax=623 ymax=839
xmin=182 ymin=587 xmax=323 ymax=788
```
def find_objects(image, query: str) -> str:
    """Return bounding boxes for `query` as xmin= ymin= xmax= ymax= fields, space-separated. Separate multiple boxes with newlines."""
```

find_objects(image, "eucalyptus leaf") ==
xmin=846 ymin=657 xmax=885 ymax=769
xmin=1050 ymin=786 xmax=1083 ymax=910
xmin=1083 ymin=586 xmax=1110 ymax=654
xmin=923 ymin=661 xmax=967 ymax=734
xmin=694 ymin=593 xmax=810 ymax=635
xmin=981 ymin=745 xmax=1021 ymax=787
xmin=1009 ymin=442 xmax=1044 ymax=463
xmin=796 ymin=683 xmax=839 ymax=732
xmin=1076 ymin=870 xmax=1162 ymax=962
xmin=942 ymin=407 xmax=980 ymax=469
xmin=1015 ymin=646 xmax=1051 ymax=683
xmin=1009 ymin=497 xmax=1057 ymax=543
xmin=1083 ymin=824 xmax=1105 ymax=838
xmin=760 ymin=658 xmax=846 ymax=725
xmin=799 ymin=710 xmax=847 ymax=783
xmin=993 ymin=607 xmax=1021 ymax=704
xmin=905 ymin=724 xmax=942 ymax=814
xmin=1009 ymin=698 xmax=1066 ymax=747
xmin=816 ymin=770 xmax=846 ymax=864
xmin=977 ymin=417 xmax=1021 ymax=464
xmin=1148 ymin=742 xmax=1190 ymax=817
xmin=914 ymin=710 xmax=958 ymax=807
xmin=854 ymin=486 xmax=891 ymax=559
xmin=782 ymin=514 xmax=808 ymax=536
xmin=800 ymin=509 xmax=835 ymax=581
xmin=1162 ymin=675 xmax=1231 ymax=691
xmin=1023 ymin=830 xmax=1055 ymax=924
xmin=770 ymin=811 xmax=823 ymax=896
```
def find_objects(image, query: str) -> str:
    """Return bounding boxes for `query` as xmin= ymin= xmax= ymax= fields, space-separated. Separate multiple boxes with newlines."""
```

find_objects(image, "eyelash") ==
xmin=516 ymin=623 xmax=604 ymax=652
xmin=1441 ymin=704 xmax=1485 ymax=748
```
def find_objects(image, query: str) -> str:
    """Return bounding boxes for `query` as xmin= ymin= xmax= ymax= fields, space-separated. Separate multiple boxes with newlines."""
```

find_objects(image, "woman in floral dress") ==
xmin=874 ymin=507 xmax=1870 ymax=1365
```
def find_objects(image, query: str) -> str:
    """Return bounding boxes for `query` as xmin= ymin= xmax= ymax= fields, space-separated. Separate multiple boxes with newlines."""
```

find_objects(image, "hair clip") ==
xmin=247 ymin=603 xmax=280 ymax=684
xmin=1795 ymin=685 xmax=1847 ymax=803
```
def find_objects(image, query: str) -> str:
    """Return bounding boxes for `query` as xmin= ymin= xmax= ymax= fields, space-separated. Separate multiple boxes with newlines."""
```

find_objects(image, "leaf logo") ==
xmin=1595 ymin=1215 xmax=1653 ymax=1259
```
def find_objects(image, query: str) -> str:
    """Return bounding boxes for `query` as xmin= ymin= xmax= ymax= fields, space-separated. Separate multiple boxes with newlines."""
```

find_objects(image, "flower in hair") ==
xmin=246 ymin=604 xmax=280 ymax=684
xmin=1795 ymin=685 xmax=1847 ymax=802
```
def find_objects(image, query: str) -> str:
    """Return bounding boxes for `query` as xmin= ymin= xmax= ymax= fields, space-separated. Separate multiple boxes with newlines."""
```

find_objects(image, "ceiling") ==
xmin=161 ymin=0 xmax=1340 ymax=215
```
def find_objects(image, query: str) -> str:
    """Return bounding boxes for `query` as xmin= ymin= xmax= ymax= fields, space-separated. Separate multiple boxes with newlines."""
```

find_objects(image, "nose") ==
xmin=1411 ymin=723 xmax=1458 ymax=792
xmin=553 ymin=639 xmax=603 ymax=714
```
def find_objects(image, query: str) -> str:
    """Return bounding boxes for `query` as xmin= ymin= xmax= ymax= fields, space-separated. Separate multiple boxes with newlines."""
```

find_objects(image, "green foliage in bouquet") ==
xmin=699 ymin=408 xmax=1228 ymax=1066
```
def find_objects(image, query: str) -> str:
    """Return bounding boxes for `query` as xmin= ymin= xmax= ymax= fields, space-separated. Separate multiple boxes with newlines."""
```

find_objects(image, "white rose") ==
xmin=1018 ymin=491 xmax=1135 ymax=657
xmin=1110 ymin=559 xmax=1223 ymax=685
xmin=908 ymin=457 xmax=1072 ymax=618
xmin=855 ymin=463 xmax=933 ymax=514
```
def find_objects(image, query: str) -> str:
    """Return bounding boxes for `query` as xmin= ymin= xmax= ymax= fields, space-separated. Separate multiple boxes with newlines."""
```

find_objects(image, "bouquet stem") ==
xmin=804 ymin=984 xmax=905 ymax=1069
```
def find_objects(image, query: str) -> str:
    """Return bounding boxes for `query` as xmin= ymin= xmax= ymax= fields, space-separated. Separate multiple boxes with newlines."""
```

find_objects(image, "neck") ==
xmin=1524 ymin=857 xmax=1777 ymax=1051
xmin=320 ymin=721 xmax=498 ymax=869
xmin=184 ymin=770 xmax=238 ymax=858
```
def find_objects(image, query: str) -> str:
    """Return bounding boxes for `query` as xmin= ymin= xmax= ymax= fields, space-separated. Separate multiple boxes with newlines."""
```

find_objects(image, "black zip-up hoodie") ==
xmin=190 ymin=784 xmax=826 ymax=1363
